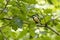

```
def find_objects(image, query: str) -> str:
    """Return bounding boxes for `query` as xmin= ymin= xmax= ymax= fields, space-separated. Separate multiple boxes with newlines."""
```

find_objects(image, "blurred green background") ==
xmin=0 ymin=0 xmax=60 ymax=40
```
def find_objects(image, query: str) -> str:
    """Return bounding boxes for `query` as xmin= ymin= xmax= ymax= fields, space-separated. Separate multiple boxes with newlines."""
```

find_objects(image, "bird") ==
xmin=32 ymin=14 xmax=40 ymax=24
xmin=32 ymin=14 xmax=44 ymax=27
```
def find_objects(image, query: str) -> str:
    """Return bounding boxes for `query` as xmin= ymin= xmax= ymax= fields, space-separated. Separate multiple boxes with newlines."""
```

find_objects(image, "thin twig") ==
xmin=0 ymin=20 xmax=12 ymax=40
xmin=36 ymin=23 xmax=60 ymax=36
xmin=1 ymin=18 xmax=12 ymax=20
xmin=0 ymin=28 xmax=8 ymax=40
xmin=46 ymin=25 xmax=60 ymax=36
xmin=0 ymin=0 xmax=10 ymax=13
xmin=45 ymin=19 xmax=60 ymax=36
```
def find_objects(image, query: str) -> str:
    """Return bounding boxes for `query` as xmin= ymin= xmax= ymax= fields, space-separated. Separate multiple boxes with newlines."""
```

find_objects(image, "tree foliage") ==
xmin=0 ymin=0 xmax=60 ymax=40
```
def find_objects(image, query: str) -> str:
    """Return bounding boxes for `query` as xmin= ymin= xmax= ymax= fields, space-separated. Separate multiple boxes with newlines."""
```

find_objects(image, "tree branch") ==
xmin=1 ymin=18 xmax=12 ymax=20
xmin=46 ymin=25 xmax=60 ymax=36
xmin=0 ymin=0 xmax=10 ymax=13
xmin=33 ymin=13 xmax=60 ymax=36
xmin=36 ymin=23 xmax=60 ymax=36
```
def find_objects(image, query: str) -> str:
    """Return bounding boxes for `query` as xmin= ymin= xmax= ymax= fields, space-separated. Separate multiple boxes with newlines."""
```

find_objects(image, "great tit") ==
xmin=32 ymin=14 xmax=40 ymax=23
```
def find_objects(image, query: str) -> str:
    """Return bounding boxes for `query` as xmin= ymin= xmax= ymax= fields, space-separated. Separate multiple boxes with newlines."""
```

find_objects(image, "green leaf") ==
xmin=11 ymin=18 xmax=23 ymax=30
xmin=11 ymin=20 xmax=18 ymax=30
xmin=11 ymin=32 xmax=17 ymax=39
xmin=55 ymin=36 xmax=60 ymax=40
xmin=0 ymin=0 xmax=4 ymax=3
xmin=44 ymin=9 xmax=52 ymax=14
xmin=28 ymin=22 xmax=36 ymax=38
xmin=47 ymin=0 xmax=53 ymax=4
xmin=45 ymin=16 xmax=51 ymax=23
xmin=0 ymin=33 xmax=4 ymax=40
xmin=40 ymin=36 xmax=51 ymax=40
xmin=29 ymin=28 xmax=35 ymax=37
xmin=56 ymin=24 xmax=60 ymax=31
xmin=41 ymin=19 xmax=45 ymax=24
xmin=2 ymin=26 xmax=11 ymax=38
xmin=21 ymin=0 xmax=37 ymax=4
xmin=18 ymin=29 xmax=28 ymax=38
xmin=14 ymin=18 xmax=23 ymax=28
